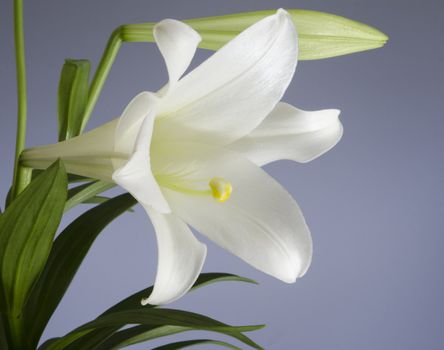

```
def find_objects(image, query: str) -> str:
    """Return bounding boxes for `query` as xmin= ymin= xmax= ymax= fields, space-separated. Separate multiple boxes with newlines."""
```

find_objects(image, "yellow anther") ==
xmin=209 ymin=177 xmax=232 ymax=202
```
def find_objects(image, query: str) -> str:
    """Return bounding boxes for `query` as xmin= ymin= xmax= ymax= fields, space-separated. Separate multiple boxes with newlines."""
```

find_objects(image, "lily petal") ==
xmin=113 ymin=93 xmax=171 ymax=213
xmin=21 ymin=92 xmax=158 ymax=181
xmin=154 ymin=19 xmax=201 ymax=87
xmin=142 ymin=208 xmax=207 ymax=305
xmin=230 ymin=102 xmax=343 ymax=166
xmin=155 ymin=9 xmax=298 ymax=146
xmin=153 ymin=143 xmax=312 ymax=283
xmin=21 ymin=120 xmax=118 ymax=181
xmin=114 ymin=92 xmax=157 ymax=155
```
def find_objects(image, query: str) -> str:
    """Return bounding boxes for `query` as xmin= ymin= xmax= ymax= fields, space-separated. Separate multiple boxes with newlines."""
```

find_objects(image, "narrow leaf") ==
xmin=46 ymin=309 xmax=264 ymax=350
xmin=23 ymin=193 xmax=137 ymax=349
xmin=0 ymin=160 xmax=67 ymax=346
xmin=190 ymin=273 xmax=257 ymax=291
xmin=86 ymin=309 xmax=262 ymax=334
xmin=82 ymin=196 xmax=134 ymax=212
xmin=95 ymin=325 xmax=189 ymax=350
xmin=65 ymin=180 xmax=115 ymax=212
xmin=38 ymin=339 xmax=60 ymax=350
xmin=120 ymin=9 xmax=388 ymax=60
xmin=87 ymin=273 xmax=257 ymax=349
xmin=0 ymin=311 xmax=9 ymax=350
xmin=103 ymin=273 xmax=257 ymax=315
xmin=63 ymin=325 xmax=186 ymax=350
xmin=58 ymin=59 xmax=90 ymax=141
xmin=84 ymin=309 xmax=264 ymax=349
xmin=43 ymin=331 xmax=91 ymax=350
xmin=66 ymin=174 xmax=92 ymax=183
xmin=32 ymin=171 xmax=91 ymax=184
xmin=153 ymin=339 xmax=240 ymax=350
xmin=62 ymin=328 xmax=116 ymax=350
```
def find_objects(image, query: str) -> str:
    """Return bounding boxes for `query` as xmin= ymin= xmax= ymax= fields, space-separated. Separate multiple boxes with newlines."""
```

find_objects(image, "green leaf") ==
xmin=23 ymin=193 xmax=137 ymax=349
xmin=0 ymin=160 xmax=67 ymax=347
xmin=120 ymin=9 xmax=388 ymax=60
xmin=32 ymin=171 xmax=91 ymax=184
xmin=66 ymin=174 xmax=92 ymax=183
xmin=58 ymin=59 xmax=90 ymax=141
xmin=80 ymin=273 xmax=257 ymax=350
xmin=61 ymin=328 xmax=117 ymax=350
xmin=83 ymin=309 xmax=264 ymax=348
xmin=65 ymin=181 xmax=134 ymax=212
xmin=82 ymin=196 xmax=134 ymax=212
xmin=190 ymin=272 xmax=258 ymax=291
xmin=62 ymin=325 xmax=185 ymax=350
xmin=65 ymin=180 xmax=115 ymax=212
xmin=102 ymin=273 xmax=257 ymax=315
xmin=95 ymin=325 xmax=188 ymax=350
xmin=46 ymin=309 xmax=264 ymax=350
xmin=38 ymin=339 xmax=60 ymax=350
xmin=43 ymin=331 xmax=91 ymax=350
xmin=153 ymin=339 xmax=240 ymax=350
xmin=0 ymin=311 xmax=9 ymax=350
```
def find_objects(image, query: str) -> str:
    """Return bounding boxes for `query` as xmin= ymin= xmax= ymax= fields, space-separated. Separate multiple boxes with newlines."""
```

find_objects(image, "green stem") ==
xmin=79 ymin=22 xmax=159 ymax=133
xmin=11 ymin=0 xmax=30 ymax=200
xmin=9 ymin=1 xmax=29 ymax=343
xmin=80 ymin=27 xmax=123 ymax=133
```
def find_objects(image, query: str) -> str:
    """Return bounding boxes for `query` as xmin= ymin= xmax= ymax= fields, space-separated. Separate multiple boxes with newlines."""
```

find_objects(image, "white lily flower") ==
xmin=22 ymin=9 xmax=342 ymax=305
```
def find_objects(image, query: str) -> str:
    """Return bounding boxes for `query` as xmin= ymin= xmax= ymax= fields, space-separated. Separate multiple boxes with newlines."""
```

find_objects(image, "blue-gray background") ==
xmin=1 ymin=0 xmax=443 ymax=349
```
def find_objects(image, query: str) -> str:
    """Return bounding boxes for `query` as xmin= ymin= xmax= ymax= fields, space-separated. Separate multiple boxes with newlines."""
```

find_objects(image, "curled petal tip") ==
xmin=281 ymin=240 xmax=313 ymax=283
xmin=281 ymin=274 xmax=297 ymax=284
xmin=154 ymin=18 xmax=202 ymax=46
xmin=330 ymin=108 xmax=341 ymax=116
xmin=298 ymin=251 xmax=313 ymax=278
xmin=279 ymin=263 xmax=309 ymax=284
xmin=276 ymin=8 xmax=293 ymax=24
xmin=276 ymin=8 xmax=289 ymax=16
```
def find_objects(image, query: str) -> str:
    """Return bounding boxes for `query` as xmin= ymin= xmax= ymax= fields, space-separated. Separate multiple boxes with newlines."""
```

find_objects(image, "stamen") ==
xmin=155 ymin=173 xmax=232 ymax=203
xmin=209 ymin=177 xmax=232 ymax=202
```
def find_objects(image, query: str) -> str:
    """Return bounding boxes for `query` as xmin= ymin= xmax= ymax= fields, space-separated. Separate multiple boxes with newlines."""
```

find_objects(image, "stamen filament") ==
xmin=158 ymin=181 xmax=212 ymax=197
xmin=155 ymin=173 xmax=232 ymax=202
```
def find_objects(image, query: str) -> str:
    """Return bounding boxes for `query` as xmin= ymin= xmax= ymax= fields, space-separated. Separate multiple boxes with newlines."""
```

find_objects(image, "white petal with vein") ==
xmin=231 ymin=102 xmax=343 ymax=166
xmin=152 ymin=142 xmax=312 ymax=283
xmin=155 ymin=9 xmax=298 ymax=146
